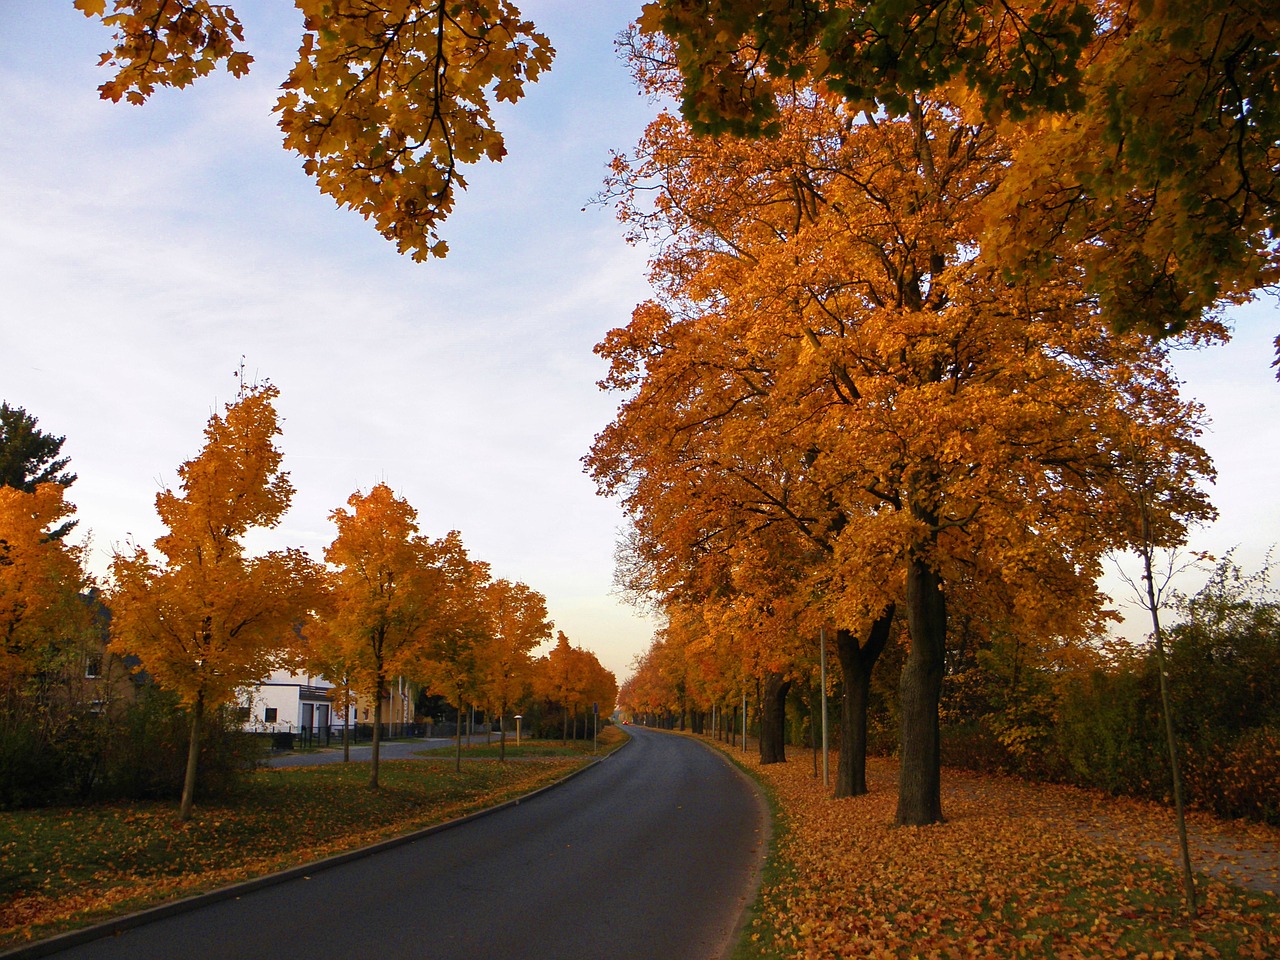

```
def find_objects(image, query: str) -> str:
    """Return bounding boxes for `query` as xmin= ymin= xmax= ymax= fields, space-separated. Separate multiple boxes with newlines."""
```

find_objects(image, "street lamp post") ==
xmin=514 ymin=714 xmax=522 ymax=747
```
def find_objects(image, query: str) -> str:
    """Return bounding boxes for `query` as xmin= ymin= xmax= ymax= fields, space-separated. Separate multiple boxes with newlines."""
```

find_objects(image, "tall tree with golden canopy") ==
xmin=109 ymin=382 xmax=319 ymax=820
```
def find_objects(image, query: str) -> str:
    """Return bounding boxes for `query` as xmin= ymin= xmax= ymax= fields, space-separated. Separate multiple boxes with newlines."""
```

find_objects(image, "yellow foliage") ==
xmin=76 ymin=0 xmax=552 ymax=260
xmin=108 ymin=383 xmax=319 ymax=711
xmin=0 ymin=484 xmax=87 ymax=684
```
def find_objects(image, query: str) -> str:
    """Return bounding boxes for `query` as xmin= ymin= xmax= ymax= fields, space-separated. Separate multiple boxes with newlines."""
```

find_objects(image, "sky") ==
xmin=1 ymin=1 xmax=1278 ymax=685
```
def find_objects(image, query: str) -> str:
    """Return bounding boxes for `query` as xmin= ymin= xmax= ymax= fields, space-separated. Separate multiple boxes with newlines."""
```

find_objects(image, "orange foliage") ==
xmin=323 ymin=483 xmax=472 ymax=784
xmin=109 ymin=384 xmax=318 ymax=714
xmin=0 ymin=484 xmax=87 ymax=685
xmin=108 ymin=383 xmax=319 ymax=817
xmin=75 ymin=0 xmax=553 ymax=261
xmin=535 ymin=631 xmax=617 ymax=737
xmin=475 ymin=578 xmax=552 ymax=728
xmin=591 ymin=79 xmax=1219 ymax=822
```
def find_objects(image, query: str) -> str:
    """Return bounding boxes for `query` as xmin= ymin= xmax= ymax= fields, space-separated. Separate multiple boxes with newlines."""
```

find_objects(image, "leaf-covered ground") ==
xmin=714 ymin=743 xmax=1279 ymax=960
xmin=0 ymin=755 xmax=591 ymax=949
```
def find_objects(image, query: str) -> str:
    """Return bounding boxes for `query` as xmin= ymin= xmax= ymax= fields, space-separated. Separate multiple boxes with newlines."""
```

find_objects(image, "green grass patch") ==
xmin=0 ymin=755 xmax=591 ymax=949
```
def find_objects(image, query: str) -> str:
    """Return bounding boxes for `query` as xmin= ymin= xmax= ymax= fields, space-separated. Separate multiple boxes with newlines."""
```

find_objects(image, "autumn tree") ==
xmin=639 ymin=1 xmax=1280 ymax=350
xmin=618 ymin=640 xmax=679 ymax=727
xmin=415 ymin=548 xmax=490 ymax=771
xmin=302 ymin=581 xmax=363 ymax=762
xmin=538 ymin=631 xmax=582 ymax=742
xmin=324 ymin=483 xmax=464 ymax=788
xmin=109 ymin=382 xmax=320 ymax=820
xmin=0 ymin=484 xmax=88 ymax=688
xmin=536 ymin=631 xmax=615 ymax=741
xmin=0 ymin=403 xmax=78 ymax=539
xmin=73 ymin=0 xmax=553 ymax=261
xmin=476 ymin=577 xmax=551 ymax=760
xmin=592 ymin=74 xmax=1218 ymax=824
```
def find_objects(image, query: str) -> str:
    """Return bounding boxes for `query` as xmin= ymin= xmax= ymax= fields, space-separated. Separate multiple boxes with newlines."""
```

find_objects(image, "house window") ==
xmin=264 ymin=707 xmax=278 ymax=723
xmin=84 ymin=653 xmax=103 ymax=679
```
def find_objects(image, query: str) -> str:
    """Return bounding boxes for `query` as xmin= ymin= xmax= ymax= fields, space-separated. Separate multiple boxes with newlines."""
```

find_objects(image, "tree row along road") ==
xmin=49 ymin=727 xmax=767 ymax=960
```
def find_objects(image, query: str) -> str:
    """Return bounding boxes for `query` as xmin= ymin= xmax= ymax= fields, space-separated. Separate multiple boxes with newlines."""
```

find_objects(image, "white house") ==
xmin=240 ymin=670 xmax=344 ymax=734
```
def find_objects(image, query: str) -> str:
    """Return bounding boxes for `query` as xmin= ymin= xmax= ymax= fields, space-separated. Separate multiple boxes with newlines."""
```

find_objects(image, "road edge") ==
xmin=0 ymin=736 xmax=632 ymax=960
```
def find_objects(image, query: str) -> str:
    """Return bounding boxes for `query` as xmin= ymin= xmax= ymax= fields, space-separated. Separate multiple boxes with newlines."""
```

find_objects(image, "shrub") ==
xmin=0 ymin=687 xmax=263 ymax=809
xmin=1183 ymin=726 xmax=1280 ymax=824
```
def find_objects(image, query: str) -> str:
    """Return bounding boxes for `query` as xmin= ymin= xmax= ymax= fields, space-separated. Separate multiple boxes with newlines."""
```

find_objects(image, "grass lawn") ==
xmin=0 ymin=751 xmax=599 ymax=950
xmin=708 ymin=737 xmax=1280 ymax=960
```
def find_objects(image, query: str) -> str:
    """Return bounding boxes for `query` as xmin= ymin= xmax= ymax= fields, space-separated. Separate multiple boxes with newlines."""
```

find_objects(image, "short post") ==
xmin=514 ymin=714 xmax=523 ymax=746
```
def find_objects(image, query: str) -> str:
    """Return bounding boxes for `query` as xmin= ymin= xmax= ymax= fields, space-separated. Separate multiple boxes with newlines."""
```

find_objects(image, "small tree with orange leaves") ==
xmin=324 ymin=484 xmax=463 ymax=789
xmin=110 ymin=382 xmax=320 ymax=820
xmin=476 ymin=578 xmax=551 ymax=759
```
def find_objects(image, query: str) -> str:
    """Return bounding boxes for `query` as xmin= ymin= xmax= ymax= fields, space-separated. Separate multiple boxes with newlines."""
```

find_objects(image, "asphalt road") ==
xmin=47 ymin=727 xmax=767 ymax=960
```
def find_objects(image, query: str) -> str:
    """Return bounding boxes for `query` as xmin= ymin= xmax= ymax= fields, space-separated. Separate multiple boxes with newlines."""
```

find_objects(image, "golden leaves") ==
xmin=0 ymin=484 xmax=87 ymax=684
xmin=76 ymin=0 xmax=552 ymax=260
xmin=108 ymin=382 xmax=317 ymax=710
xmin=595 ymin=76 xmax=1219 ymax=649
xmin=276 ymin=0 xmax=554 ymax=260
xmin=78 ymin=1 xmax=252 ymax=105
xmin=738 ymin=750 xmax=1280 ymax=960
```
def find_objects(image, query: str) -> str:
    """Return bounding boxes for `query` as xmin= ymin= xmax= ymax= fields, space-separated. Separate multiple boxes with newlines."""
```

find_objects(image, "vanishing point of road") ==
xmin=44 ymin=726 xmax=768 ymax=960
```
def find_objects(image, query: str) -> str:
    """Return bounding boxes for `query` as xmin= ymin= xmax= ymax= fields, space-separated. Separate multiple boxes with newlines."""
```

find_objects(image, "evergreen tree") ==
xmin=0 ymin=403 xmax=77 ymax=538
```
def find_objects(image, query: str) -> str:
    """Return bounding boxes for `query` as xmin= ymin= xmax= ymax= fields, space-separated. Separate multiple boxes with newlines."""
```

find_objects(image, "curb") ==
xmin=0 ymin=740 xmax=630 ymax=960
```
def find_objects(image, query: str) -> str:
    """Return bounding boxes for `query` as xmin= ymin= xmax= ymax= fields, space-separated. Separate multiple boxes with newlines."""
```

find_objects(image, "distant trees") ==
xmin=0 ymin=380 xmax=617 ymax=814
xmin=477 ymin=578 xmax=552 ymax=760
xmin=535 ymin=631 xmax=617 ymax=742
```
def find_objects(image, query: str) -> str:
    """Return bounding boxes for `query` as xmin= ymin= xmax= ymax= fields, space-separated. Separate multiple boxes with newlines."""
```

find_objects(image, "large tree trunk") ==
xmin=179 ymin=692 xmax=204 ymax=822
xmin=897 ymin=548 xmax=946 ymax=825
xmin=759 ymin=672 xmax=791 ymax=764
xmin=834 ymin=607 xmax=895 ymax=798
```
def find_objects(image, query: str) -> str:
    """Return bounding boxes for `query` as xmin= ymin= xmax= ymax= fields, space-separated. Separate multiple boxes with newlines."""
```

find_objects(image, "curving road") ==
xmin=44 ymin=727 xmax=767 ymax=960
